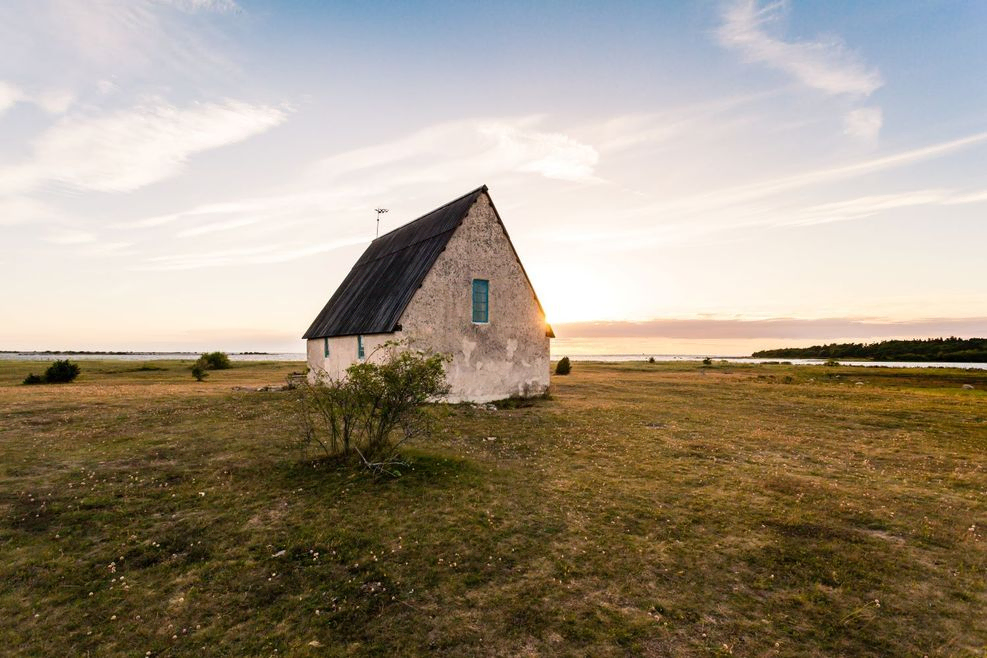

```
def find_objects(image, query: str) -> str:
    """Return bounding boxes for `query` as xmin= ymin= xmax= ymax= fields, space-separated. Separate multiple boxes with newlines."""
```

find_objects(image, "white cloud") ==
xmin=137 ymin=236 xmax=367 ymax=270
xmin=843 ymin=106 xmax=882 ymax=141
xmin=785 ymin=189 xmax=950 ymax=226
xmin=718 ymin=1 xmax=882 ymax=97
xmin=0 ymin=80 xmax=74 ymax=116
xmin=0 ymin=196 xmax=63 ymax=226
xmin=480 ymin=122 xmax=599 ymax=182
xmin=307 ymin=117 xmax=601 ymax=186
xmin=176 ymin=217 xmax=258 ymax=238
xmin=0 ymin=81 xmax=23 ymax=114
xmin=3 ymin=99 xmax=287 ymax=194
xmin=945 ymin=189 xmax=987 ymax=205
xmin=659 ymin=129 xmax=987 ymax=214
xmin=154 ymin=0 xmax=240 ymax=12
xmin=547 ymin=128 xmax=987 ymax=244
xmin=44 ymin=228 xmax=97 ymax=244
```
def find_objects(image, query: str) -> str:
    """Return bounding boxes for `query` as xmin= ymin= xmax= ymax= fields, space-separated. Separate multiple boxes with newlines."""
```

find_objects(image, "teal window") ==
xmin=357 ymin=335 xmax=365 ymax=359
xmin=323 ymin=337 xmax=329 ymax=358
xmin=472 ymin=279 xmax=489 ymax=323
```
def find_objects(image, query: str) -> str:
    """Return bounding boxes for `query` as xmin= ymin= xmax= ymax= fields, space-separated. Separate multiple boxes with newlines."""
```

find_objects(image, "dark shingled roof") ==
xmin=303 ymin=186 xmax=488 ymax=339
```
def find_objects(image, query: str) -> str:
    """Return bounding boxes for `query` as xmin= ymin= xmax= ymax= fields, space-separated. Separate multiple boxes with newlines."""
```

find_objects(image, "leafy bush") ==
xmin=44 ymin=359 xmax=81 ymax=383
xmin=297 ymin=342 xmax=450 ymax=475
xmin=555 ymin=356 xmax=571 ymax=376
xmin=22 ymin=373 xmax=44 ymax=385
xmin=702 ymin=357 xmax=712 ymax=365
xmin=197 ymin=352 xmax=232 ymax=370
xmin=648 ymin=357 xmax=656 ymax=364
xmin=191 ymin=363 xmax=208 ymax=381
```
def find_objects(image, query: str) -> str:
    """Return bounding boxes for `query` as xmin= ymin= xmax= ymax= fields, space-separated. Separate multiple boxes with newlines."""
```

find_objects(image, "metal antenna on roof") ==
xmin=375 ymin=208 xmax=389 ymax=237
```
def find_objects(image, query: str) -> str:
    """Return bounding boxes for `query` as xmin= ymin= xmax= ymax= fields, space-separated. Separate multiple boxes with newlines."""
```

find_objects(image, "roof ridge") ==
xmin=372 ymin=184 xmax=487 ymax=242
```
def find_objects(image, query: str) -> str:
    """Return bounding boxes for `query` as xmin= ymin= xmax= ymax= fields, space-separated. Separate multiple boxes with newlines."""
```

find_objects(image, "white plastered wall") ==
xmin=397 ymin=193 xmax=550 ymax=402
xmin=306 ymin=333 xmax=393 ymax=382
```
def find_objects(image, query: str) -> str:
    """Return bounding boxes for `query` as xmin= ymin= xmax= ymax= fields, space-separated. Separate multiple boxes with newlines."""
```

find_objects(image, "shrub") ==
xmin=648 ymin=357 xmax=656 ymax=364
xmin=197 ymin=351 xmax=232 ymax=370
xmin=297 ymin=341 xmax=450 ymax=475
xmin=555 ymin=356 xmax=571 ymax=376
xmin=44 ymin=359 xmax=81 ymax=383
xmin=191 ymin=363 xmax=208 ymax=381
xmin=23 ymin=373 xmax=44 ymax=385
xmin=824 ymin=359 xmax=841 ymax=367
xmin=702 ymin=357 xmax=712 ymax=365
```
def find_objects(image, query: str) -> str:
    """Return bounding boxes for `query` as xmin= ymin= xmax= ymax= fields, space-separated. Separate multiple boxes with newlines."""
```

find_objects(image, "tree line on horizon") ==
xmin=752 ymin=337 xmax=987 ymax=362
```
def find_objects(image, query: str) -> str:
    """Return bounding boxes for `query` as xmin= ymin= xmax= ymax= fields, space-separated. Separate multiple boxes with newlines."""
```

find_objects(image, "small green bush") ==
xmin=297 ymin=341 xmax=450 ymax=475
xmin=44 ymin=359 xmax=81 ymax=383
xmin=191 ymin=363 xmax=208 ymax=381
xmin=197 ymin=352 xmax=232 ymax=370
xmin=23 ymin=373 xmax=44 ymax=385
xmin=555 ymin=356 xmax=571 ymax=376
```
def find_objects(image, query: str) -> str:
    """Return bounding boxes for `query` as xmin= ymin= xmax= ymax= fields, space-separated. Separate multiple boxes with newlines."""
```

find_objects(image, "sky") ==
xmin=1 ymin=0 xmax=985 ymax=355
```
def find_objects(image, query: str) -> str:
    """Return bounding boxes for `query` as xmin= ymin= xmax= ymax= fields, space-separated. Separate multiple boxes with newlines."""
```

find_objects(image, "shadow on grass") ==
xmin=274 ymin=449 xmax=482 ymax=494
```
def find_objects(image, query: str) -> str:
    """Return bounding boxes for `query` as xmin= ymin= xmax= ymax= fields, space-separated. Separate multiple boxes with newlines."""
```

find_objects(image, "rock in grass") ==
xmin=962 ymin=384 xmax=975 ymax=390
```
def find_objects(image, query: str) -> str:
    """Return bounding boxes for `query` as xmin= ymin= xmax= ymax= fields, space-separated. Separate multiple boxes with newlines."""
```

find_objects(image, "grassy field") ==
xmin=1 ymin=358 xmax=985 ymax=657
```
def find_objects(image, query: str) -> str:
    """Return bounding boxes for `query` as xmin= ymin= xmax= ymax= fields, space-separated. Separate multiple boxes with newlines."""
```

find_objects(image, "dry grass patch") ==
xmin=0 ymin=359 xmax=984 ymax=656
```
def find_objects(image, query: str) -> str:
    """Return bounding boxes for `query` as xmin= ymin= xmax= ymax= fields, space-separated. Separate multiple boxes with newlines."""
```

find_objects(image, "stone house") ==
xmin=302 ymin=185 xmax=554 ymax=402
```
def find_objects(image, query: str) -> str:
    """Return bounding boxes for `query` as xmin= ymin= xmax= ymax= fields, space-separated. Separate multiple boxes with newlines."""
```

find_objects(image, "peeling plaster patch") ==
xmin=506 ymin=338 xmax=518 ymax=360
xmin=462 ymin=337 xmax=477 ymax=366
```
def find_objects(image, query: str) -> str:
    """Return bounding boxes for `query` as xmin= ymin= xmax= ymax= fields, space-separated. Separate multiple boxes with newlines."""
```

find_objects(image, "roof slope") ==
xmin=303 ymin=186 xmax=487 ymax=339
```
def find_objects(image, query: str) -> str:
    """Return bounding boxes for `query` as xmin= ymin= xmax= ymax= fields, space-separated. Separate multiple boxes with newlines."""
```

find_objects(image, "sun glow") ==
xmin=531 ymin=264 xmax=646 ymax=325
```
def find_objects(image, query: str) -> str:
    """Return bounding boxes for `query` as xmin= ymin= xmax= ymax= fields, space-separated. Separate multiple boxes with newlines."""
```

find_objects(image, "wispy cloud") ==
xmin=648 ymin=129 xmax=987 ymax=217
xmin=176 ymin=217 xmax=259 ymax=238
xmin=306 ymin=117 xmax=601 ymax=186
xmin=1 ymin=99 xmax=288 ymax=194
xmin=138 ymin=236 xmax=368 ymax=270
xmin=717 ymin=0 xmax=882 ymax=97
xmin=114 ymin=117 xmax=600 ymax=267
xmin=547 ymin=128 xmax=987 ymax=245
xmin=717 ymin=1 xmax=883 ymax=141
xmin=43 ymin=228 xmax=96 ymax=244
xmin=154 ymin=0 xmax=240 ymax=13
xmin=0 ymin=196 xmax=64 ymax=226
xmin=0 ymin=80 xmax=74 ymax=116
xmin=843 ymin=106 xmax=882 ymax=141
xmin=0 ymin=81 xmax=21 ymax=114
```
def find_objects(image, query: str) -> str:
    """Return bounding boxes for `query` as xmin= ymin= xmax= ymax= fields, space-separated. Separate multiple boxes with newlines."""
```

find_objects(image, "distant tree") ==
xmin=44 ymin=360 xmax=81 ymax=383
xmin=752 ymin=337 xmax=987 ymax=362
xmin=702 ymin=357 xmax=712 ymax=365
xmin=555 ymin=357 xmax=571 ymax=376
xmin=197 ymin=352 xmax=232 ymax=370
xmin=648 ymin=356 xmax=656 ymax=364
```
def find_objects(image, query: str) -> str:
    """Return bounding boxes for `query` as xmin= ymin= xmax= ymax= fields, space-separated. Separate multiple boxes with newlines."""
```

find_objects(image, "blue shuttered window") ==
xmin=472 ymin=279 xmax=489 ymax=323
xmin=357 ymin=335 xmax=365 ymax=359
